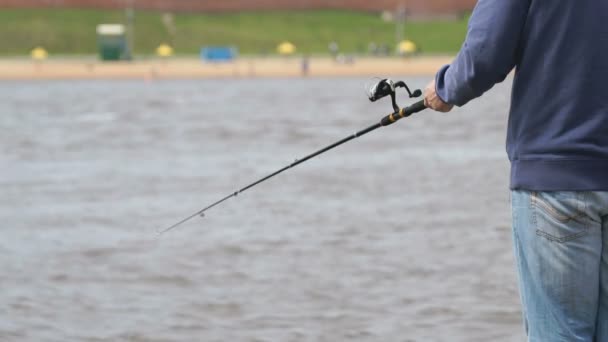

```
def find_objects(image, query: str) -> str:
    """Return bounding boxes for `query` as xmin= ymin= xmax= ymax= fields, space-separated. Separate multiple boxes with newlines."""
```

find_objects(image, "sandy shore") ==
xmin=0 ymin=56 xmax=453 ymax=80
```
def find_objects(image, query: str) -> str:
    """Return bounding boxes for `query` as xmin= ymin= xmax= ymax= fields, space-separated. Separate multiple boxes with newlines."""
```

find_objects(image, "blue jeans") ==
xmin=511 ymin=190 xmax=608 ymax=341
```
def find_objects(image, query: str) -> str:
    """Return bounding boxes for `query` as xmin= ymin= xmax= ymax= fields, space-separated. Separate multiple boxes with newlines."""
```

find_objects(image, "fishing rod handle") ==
xmin=380 ymin=100 xmax=426 ymax=126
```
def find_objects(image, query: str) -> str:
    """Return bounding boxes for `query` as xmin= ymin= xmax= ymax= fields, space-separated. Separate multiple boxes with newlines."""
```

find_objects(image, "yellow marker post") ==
xmin=277 ymin=41 xmax=296 ymax=55
xmin=31 ymin=47 xmax=48 ymax=61
xmin=156 ymin=43 xmax=174 ymax=58
xmin=397 ymin=40 xmax=418 ymax=56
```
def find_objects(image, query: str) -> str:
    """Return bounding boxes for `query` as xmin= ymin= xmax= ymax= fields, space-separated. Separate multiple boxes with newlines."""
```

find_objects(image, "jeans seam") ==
xmin=531 ymin=191 xmax=585 ymax=223
xmin=530 ymin=191 xmax=589 ymax=243
xmin=535 ymin=229 xmax=588 ymax=243
xmin=511 ymin=224 xmax=529 ymax=336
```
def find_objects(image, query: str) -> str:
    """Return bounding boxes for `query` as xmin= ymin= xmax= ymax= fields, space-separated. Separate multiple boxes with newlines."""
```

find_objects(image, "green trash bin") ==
xmin=96 ymin=24 xmax=130 ymax=61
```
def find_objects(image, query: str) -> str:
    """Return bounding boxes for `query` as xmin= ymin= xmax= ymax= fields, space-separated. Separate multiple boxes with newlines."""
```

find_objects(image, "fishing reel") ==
xmin=367 ymin=78 xmax=422 ymax=113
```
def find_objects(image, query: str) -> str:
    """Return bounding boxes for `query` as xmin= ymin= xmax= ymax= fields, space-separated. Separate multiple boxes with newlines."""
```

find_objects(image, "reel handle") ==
xmin=380 ymin=100 xmax=426 ymax=126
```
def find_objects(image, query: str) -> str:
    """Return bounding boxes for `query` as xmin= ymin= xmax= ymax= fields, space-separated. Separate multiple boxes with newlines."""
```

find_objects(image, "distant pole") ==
xmin=395 ymin=2 xmax=406 ymax=48
xmin=126 ymin=0 xmax=135 ymax=60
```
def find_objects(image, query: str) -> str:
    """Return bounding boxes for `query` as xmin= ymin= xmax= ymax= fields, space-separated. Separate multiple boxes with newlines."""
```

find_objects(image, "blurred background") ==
xmin=1 ymin=1 xmax=524 ymax=341
xmin=2 ymin=0 xmax=474 ymax=55
xmin=0 ymin=0 xmax=477 ymax=78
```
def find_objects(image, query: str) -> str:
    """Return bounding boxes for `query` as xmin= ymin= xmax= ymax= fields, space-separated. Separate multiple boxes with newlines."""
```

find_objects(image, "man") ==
xmin=423 ymin=0 xmax=608 ymax=341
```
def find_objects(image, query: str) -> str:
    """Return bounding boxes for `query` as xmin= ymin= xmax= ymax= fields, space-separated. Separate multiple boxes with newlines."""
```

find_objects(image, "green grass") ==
xmin=0 ymin=8 xmax=469 ymax=56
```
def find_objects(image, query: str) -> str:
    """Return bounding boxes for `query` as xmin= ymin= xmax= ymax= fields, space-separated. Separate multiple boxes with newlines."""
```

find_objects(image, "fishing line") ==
xmin=159 ymin=79 xmax=426 ymax=235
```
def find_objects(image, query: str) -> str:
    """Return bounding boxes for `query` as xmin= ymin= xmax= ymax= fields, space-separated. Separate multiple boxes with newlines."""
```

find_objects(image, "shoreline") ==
xmin=0 ymin=56 xmax=453 ymax=80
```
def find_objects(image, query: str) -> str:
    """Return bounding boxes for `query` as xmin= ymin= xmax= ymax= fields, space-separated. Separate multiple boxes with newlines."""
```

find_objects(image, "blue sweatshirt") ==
xmin=435 ymin=0 xmax=608 ymax=190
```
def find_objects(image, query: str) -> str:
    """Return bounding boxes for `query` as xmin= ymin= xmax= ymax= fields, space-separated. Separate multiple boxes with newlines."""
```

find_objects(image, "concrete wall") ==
xmin=0 ymin=0 xmax=476 ymax=15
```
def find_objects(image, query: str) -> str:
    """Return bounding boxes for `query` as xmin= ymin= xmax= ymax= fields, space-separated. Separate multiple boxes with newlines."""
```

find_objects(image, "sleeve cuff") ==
xmin=434 ymin=64 xmax=453 ymax=105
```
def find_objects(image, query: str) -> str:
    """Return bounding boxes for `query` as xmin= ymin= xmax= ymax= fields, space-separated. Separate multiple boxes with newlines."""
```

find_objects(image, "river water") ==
xmin=0 ymin=77 xmax=523 ymax=341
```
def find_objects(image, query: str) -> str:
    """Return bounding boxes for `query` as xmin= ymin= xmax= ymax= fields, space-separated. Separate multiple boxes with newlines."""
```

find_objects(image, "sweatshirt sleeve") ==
xmin=436 ymin=0 xmax=530 ymax=106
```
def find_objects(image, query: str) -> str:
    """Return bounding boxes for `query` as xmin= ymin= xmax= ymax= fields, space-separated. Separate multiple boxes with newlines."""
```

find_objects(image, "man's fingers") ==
xmin=423 ymin=79 xmax=454 ymax=113
xmin=438 ymin=103 xmax=454 ymax=113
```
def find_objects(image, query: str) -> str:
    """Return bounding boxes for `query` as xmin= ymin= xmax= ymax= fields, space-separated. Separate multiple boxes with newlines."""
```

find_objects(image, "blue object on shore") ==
xmin=200 ymin=46 xmax=237 ymax=62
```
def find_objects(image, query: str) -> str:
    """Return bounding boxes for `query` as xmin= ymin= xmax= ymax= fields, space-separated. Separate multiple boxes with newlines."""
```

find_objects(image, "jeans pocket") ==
xmin=531 ymin=191 xmax=588 ymax=243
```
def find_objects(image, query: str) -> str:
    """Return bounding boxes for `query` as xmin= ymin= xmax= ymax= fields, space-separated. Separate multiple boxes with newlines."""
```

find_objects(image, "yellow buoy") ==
xmin=277 ymin=41 xmax=296 ymax=55
xmin=397 ymin=40 xmax=417 ymax=55
xmin=156 ymin=43 xmax=174 ymax=58
xmin=31 ymin=47 xmax=48 ymax=60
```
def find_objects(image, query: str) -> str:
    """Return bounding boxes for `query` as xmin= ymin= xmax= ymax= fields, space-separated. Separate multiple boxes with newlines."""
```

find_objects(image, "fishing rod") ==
xmin=159 ymin=79 xmax=427 ymax=235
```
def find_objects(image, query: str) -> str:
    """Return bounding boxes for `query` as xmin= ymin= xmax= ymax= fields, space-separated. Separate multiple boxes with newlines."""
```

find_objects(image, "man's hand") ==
xmin=424 ymin=80 xmax=454 ymax=113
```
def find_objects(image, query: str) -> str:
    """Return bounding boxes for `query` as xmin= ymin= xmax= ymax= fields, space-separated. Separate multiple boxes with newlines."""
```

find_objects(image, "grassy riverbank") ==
xmin=0 ymin=8 xmax=468 ymax=56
